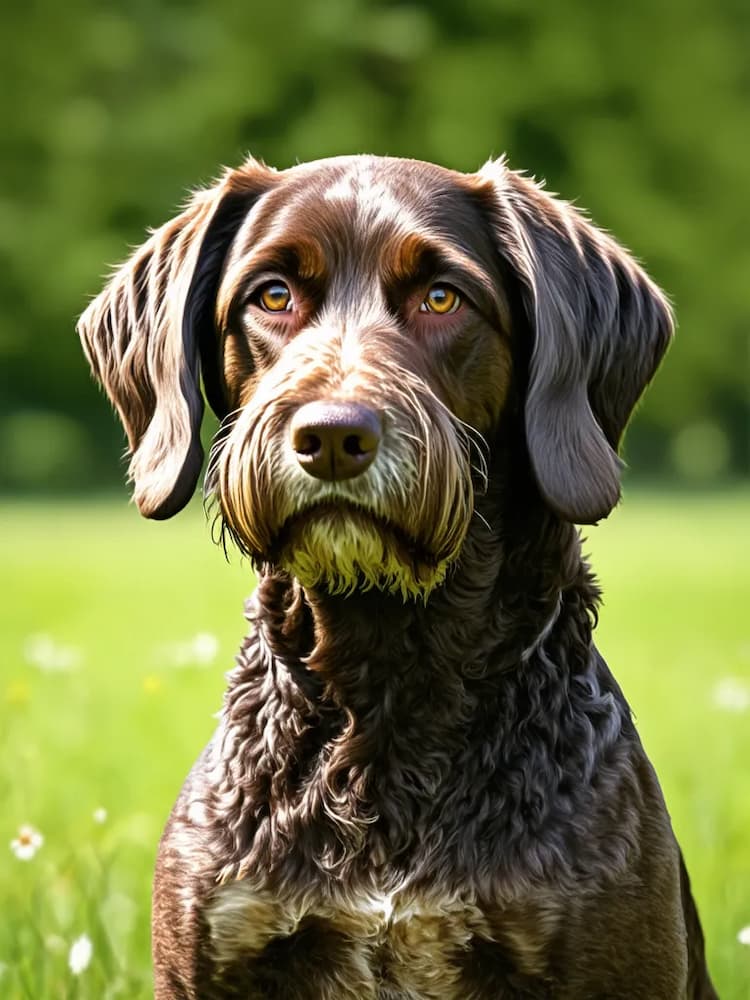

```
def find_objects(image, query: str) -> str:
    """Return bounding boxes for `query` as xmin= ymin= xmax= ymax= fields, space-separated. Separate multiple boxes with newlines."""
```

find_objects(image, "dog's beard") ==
xmin=209 ymin=444 xmax=473 ymax=600
xmin=272 ymin=503 xmax=451 ymax=601
xmin=206 ymin=369 xmax=483 ymax=602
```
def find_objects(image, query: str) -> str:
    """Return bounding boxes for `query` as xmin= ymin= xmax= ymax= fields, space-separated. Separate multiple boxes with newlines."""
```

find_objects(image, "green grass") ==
xmin=1 ymin=491 xmax=748 ymax=997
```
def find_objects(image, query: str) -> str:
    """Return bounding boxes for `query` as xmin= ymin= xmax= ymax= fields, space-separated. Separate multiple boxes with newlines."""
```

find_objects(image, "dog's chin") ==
xmin=271 ymin=503 xmax=450 ymax=602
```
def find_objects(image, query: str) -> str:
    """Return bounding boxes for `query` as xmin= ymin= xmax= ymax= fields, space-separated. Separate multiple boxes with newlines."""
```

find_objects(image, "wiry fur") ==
xmin=205 ymin=332 xmax=478 ymax=600
xmin=78 ymin=154 xmax=715 ymax=998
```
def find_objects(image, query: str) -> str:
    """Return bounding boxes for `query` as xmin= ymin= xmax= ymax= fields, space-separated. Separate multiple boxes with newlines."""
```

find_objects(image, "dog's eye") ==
xmin=257 ymin=282 xmax=293 ymax=313
xmin=420 ymin=285 xmax=461 ymax=315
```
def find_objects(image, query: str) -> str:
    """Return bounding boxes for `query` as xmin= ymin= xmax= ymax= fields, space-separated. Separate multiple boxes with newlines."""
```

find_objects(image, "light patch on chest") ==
xmin=206 ymin=883 xmax=300 ymax=966
xmin=206 ymin=882 xmax=417 ymax=958
xmin=207 ymin=881 xmax=490 ymax=998
xmin=364 ymin=888 xmax=395 ymax=922
xmin=206 ymin=881 xmax=558 ymax=997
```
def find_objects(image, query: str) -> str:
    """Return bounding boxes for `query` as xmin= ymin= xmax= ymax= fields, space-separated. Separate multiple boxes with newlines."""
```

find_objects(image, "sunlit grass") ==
xmin=1 ymin=490 xmax=749 ymax=997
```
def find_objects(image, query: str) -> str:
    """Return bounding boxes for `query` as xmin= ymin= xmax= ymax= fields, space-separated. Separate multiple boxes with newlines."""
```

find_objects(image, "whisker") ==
xmin=204 ymin=410 xmax=243 ymax=498
xmin=472 ymin=508 xmax=492 ymax=534
xmin=454 ymin=417 xmax=490 ymax=488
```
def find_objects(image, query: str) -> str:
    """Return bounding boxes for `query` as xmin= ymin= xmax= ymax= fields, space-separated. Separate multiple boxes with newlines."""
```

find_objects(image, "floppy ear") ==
xmin=479 ymin=159 xmax=674 ymax=524
xmin=78 ymin=159 xmax=276 ymax=519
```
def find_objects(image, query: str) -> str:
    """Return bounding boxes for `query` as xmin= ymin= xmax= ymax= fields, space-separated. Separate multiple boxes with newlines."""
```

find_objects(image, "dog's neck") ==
xmin=250 ymin=485 xmax=598 ymax=718
xmin=219 ymin=487 xmax=615 ymax=884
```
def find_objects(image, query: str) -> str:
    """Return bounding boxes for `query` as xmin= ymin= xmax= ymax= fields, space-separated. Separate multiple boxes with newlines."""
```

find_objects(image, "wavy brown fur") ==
xmin=78 ymin=154 xmax=716 ymax=998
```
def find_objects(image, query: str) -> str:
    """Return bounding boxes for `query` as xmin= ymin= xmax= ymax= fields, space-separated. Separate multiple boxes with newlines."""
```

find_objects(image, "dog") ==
xmin=78 ymin=154 xmax=716 ymax=999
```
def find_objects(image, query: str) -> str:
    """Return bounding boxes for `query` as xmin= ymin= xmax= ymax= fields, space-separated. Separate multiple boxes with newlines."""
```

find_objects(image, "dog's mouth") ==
xmin=272 ymin=500 xmax=439 ymax=569
xmin=269 ymin=500 xmax=449 ymax=599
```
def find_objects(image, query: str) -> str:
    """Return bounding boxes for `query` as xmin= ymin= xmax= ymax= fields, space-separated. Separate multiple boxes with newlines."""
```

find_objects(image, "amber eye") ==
xmin=420 ymin=284 xmax=461 ymax=315
xmin=257 ymin=281 xmax=293 ymax=313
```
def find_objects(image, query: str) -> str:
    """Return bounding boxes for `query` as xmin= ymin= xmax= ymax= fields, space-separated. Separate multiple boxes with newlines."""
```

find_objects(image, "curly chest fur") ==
xmin=190 ymin=594 xmax=632 ymax=999
xmin=205 ymin=879 xmax=557 ymax=999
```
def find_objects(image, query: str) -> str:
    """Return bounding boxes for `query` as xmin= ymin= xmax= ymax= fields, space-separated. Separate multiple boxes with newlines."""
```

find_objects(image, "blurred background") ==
xmin=0 ymin=0 xmax=748 ymax=490
xmin=1 ymin=1 xmax=748 ymax=997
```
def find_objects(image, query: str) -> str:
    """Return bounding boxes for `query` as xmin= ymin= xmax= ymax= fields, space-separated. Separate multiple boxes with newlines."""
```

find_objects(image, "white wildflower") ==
xmin=713 ymin=677 xmax=750 ymax=713
xmin=24 ymin=634 xmax=81 ymax=672
xmin=159 ymin=632 xmax=219 ymax=668
xmin=93 ymin=807 xmax=108 ymax=824
xmin=68 ymin=933 xmax=93 ymax=975
xmin=191 ymin=632 xmax=220 ymax=664
xmin=738 ymin=925 xmax=750 ymax=946
xmin=10 ymin=824 xmax=43 ymax=860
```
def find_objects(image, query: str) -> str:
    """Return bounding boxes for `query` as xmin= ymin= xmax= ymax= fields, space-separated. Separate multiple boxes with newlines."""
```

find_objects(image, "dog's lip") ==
xmin=276 ymin=499 xmax=400 ymax=543
xmin=271 ymin=500 xmax=440 ymax=568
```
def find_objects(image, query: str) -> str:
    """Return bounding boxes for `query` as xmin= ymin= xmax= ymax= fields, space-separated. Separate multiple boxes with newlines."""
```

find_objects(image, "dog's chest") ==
xmin=206 ymin=880 xmax=554 ymax=998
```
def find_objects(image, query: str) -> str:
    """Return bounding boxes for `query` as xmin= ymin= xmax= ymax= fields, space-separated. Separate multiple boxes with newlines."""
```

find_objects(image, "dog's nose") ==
xmin=290 ymin=401 xmax=382 ymax=481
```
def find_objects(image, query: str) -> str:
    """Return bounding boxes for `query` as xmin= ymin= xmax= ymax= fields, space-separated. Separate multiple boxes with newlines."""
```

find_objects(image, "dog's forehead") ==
xmin=227 ymin=155 xmax=495 ymax=277
xmin=284 ymin=155 xmax=470 ymax=220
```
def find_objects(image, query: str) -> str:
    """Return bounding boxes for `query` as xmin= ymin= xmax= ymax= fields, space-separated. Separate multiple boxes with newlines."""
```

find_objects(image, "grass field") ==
xmin=1 ymin=491 xmax=748 ymax=997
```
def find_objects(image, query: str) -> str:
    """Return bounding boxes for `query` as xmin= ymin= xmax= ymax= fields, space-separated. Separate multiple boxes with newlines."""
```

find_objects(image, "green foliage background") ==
xmin=0 ymin=0 xmax=748 ymax=492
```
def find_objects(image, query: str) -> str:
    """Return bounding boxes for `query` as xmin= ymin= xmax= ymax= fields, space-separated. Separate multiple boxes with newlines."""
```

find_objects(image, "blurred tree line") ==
xmin=0 ymin=0 xmax=747 ymax=493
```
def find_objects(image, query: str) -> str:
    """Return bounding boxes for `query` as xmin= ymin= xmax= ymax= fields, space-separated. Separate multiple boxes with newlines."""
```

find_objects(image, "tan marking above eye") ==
xmin=257 ymin=281 xmax=293 ymax=313
xmin=420 ymin=285 xmax=461 ymax=315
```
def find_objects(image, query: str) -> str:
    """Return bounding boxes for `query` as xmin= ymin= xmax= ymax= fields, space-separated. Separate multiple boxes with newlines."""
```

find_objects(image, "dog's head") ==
xmin=79 ymin=154 xmax=672 ymax=599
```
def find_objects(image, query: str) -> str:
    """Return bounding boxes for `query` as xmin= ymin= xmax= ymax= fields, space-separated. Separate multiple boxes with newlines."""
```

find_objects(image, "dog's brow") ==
xmin=226 ymin=236 xmax=329 ymax=291
xmin=386 ymin=231 xmax=498 ymax=301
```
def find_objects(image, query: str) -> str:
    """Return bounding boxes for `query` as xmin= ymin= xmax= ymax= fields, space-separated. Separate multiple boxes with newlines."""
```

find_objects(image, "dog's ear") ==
xmin=478 ymin=160 xmax=674 ymax=524
xmin=78 ymin=159 xmax=277 ymax=520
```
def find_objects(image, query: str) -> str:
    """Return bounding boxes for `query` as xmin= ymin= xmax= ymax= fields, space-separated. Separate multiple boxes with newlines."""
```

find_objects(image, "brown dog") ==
xmin=79 ymin=155 xmax=716 ymax=999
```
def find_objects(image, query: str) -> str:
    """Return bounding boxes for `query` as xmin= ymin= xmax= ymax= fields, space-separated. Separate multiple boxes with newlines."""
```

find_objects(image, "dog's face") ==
xmin=79 ymin=155 xmax=672 ymax=600
xmin=211 ymin=159 xmax=512 ymax=598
